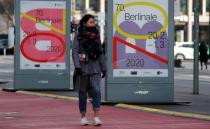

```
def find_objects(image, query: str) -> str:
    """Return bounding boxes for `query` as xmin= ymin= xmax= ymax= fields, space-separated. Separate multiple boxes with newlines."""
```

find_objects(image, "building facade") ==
xmin=0 ymin=15 xmax=8 ymax=34
xmin=73 ymin=0 xmax=210 ymax=44
xmin=1 ymin=0 xmax=209 ymax=43
xmin=72 ymin=0 xmax=106 ymax=24
xmin=175 ymin=0 xmax=210 ymax=44
xmin=72 ymin=0 xmax=106 ymax=42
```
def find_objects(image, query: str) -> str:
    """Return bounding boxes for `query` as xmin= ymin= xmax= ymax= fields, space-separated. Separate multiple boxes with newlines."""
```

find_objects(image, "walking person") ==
xmin=199 ymin=42 xmax=208 ymax=70
xmin=72 ymin=14 xmax=106 ymax=126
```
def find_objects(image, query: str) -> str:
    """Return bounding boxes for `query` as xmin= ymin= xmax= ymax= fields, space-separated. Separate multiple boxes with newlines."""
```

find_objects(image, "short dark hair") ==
xmin=79 ymin=14 xmax=95 ymax=28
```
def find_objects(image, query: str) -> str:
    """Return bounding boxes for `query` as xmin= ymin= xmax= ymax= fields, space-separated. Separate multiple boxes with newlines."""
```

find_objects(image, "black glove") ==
xmin=101 ymin=70 xmax=106 ymax=78
xmin=75 ymin=68 xmax=82 ymax=75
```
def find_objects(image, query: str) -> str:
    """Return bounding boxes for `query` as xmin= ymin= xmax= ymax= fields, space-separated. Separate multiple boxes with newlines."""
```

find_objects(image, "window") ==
xmin=193 ymin=0 xmax=203 ymax=14
xmin=182 ymin=44 xmax=194 ymax=48
xmin=180 ymin=0 xmax=187 ymax=14
xmin=207 ymin=0 xmax=210 ymax=12
xmin=90 ymin=0 xmax=100 ymax=11
xmin=76 ymin=0 xmax=85 ymax=11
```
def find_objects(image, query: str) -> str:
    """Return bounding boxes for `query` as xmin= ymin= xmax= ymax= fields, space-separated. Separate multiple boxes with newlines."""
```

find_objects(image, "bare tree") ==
xmin=0 ymin=0 xmax=14 ymax=27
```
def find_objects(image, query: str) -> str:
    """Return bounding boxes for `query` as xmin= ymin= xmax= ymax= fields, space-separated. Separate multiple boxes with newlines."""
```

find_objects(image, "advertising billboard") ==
xmin=14 ymin=0 xmax=71 ymax=90
xmin=106 ymin=0 xmax=174 ymax=102
xmin=113 ymin=0 xmax=169 ymax=77
xmin=20 ymin=1 xmax=66 ymax=70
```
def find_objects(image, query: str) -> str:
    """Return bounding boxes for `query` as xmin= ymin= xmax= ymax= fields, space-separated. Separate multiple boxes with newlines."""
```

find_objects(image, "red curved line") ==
xmin=20 ymin=33 xmax=66 ymax=62
xmin=113 ymin=36 xmax=168 ymax=69
xmin=113 ymin=37 xmax=117 ymax=69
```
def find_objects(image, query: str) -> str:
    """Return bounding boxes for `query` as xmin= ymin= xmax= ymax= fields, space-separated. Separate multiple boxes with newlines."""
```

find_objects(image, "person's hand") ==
xmin=101 ymin=70 xmax=106 ymax=78
xmin=75 ymin=68 xmax=82 ymax=75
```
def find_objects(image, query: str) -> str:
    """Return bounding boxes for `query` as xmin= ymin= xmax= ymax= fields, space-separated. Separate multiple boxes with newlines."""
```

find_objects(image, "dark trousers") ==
xmin=79 ymin=74 xmax=101 ymax=114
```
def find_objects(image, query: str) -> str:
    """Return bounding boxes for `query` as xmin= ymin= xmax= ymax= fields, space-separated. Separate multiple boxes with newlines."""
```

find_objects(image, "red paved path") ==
xmin=1 ymin=91 xmax=210 ymax=129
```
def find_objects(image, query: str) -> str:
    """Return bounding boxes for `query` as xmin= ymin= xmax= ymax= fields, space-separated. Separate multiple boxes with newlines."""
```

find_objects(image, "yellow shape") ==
xmin=21 ymin=12 xmax=65 ymax=35
xmin=63 ymin=9 xmax=66 ymax=34
xmin=113 ymin=2 xmax=169 ymax=39
xmin=116 ymin=104 xmax=210 ymax=121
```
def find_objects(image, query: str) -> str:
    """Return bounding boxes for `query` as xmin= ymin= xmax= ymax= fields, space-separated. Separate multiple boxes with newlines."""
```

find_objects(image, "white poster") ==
xmin=20 ymin=1 xmax=66 ymax=70
xmin=113 ymin=0 xmax=169 ymax=77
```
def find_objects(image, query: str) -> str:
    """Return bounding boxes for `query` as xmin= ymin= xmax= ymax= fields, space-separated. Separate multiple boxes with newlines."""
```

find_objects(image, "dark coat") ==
xmin=72 ymin=36 xmax=106 ymax=91
xmin=199 ymin=43 xmax=208 ymax=62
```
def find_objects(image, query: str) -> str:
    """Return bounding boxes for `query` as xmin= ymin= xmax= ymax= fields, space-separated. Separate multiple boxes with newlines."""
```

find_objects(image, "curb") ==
xmin=116 ymin=104 xmax=210 ymax=121
xmin=17 ymin=91 xmax=78 ymax=101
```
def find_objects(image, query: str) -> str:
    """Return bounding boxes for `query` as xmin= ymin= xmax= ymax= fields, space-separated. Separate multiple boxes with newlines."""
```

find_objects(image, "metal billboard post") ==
xmin=209 ymin=2 xmax=210 ymax=57
xmin=193 ymin=0 xmax=200 ymax=95
xmin=106 ymin=0 xmax=174 ymax=102
xmin=14 ymin=0 xmax=71 ymax=90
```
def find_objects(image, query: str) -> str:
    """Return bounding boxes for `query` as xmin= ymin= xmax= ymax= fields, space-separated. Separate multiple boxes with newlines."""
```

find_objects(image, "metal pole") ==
xmin=85 ymin=0 xmax=90 ymax=11
xmin=188 ymin=0 xmax=193 ymax=42
xmin=3 ymin=48 xmax=6 ymax=56
xmin=209 ymin=2 xmax=210 ymax=56
xmin=193 ymin=0 xmax=199 ymax=95
xmin=99 ymin=0 xmax=105 ymax=43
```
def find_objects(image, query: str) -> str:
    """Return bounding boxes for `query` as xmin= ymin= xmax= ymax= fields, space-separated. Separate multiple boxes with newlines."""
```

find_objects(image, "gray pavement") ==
xmin=0 ymin=56 xmax=210 ymax=116
xmin=148 ymin=60 xmax=210 ymax=115
xmin=0 ymin=56 xmax=13 ymax=90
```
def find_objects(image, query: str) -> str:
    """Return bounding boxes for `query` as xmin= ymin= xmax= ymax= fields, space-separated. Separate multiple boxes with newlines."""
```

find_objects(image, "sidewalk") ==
xmin=1 ymin=56 xmax=210 ymax=126
xmin=1 ymin=91 xmax=210 ymax=129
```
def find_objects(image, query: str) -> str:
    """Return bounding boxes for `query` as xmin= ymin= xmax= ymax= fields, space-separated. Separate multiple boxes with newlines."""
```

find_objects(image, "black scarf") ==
xmin=77 ymin=27 xmax=102 ymax=60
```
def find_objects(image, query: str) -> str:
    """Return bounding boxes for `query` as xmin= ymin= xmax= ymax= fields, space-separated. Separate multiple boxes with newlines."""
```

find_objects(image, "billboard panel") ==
xmin=105 ymin=0 xmax=174 ymax=102
xmin=20 ymin=1 xmax=66 ymax=70
xmin=113 ymin=0 xmax=169 ymax=77
xmin=14 ymin=0 xmax=71 ymax=90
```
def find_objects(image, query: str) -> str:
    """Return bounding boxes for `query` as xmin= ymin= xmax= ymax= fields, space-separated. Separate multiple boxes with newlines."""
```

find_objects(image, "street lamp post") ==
xmin=193 ymin=0 xmax=200 ymax=95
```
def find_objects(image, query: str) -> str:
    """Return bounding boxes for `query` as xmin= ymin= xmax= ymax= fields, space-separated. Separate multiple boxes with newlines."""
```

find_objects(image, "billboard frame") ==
xmin=14 ymin=0 xmax=71 ymax=90
xmin=105 ymin=0 xmax=174 ymax=102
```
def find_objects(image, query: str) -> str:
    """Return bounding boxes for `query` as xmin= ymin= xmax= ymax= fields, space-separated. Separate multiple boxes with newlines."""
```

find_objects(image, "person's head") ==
xmin=79 ymin=14 xmax=96 ymax=28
